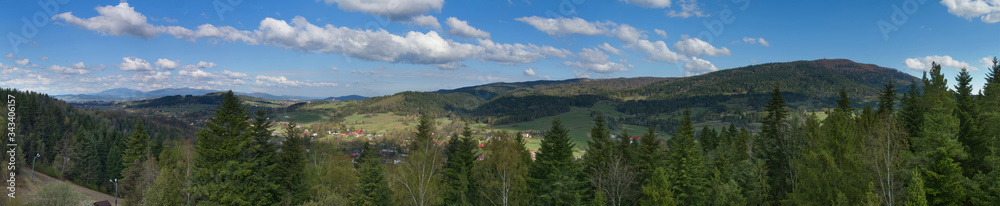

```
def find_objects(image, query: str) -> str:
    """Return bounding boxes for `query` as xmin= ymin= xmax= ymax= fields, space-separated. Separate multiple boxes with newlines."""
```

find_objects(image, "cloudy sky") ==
xmin=1 ymin=0 xmax=998 ymax=97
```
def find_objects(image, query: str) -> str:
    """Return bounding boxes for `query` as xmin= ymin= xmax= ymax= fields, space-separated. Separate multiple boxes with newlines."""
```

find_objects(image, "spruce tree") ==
xmin=190 ymin=91 xmax=278 ymax=205
xmin=123 ymin=123 xmax=149 ymax=167
xmin=905 ymin=171 xmax=928 ymax=206
xmin=443 ymin=125 xmax=477 ymax=205
xmin=699 ymin=127 xmax=719 ymax=152
xmin=641 ymin=167 xmax=677 ymax=206
xmin=353 ymin=142 xmax=393 ymax=206
xmin=756 ymin=85 xmax=790 ymax=201
xmin=899 ymin=81 xmax=924 ymax=139
xmin=666 ymin=108 xmax=709 ymax=205
xmin=877 ymin=82 xmax=898 ymax=116
xmin=584 ymin=113 xmax=612 ymax=202
xmin=278 ymin=120 xmax=307 ymax=205
xmin=635 ymin=125 xmax=662 ymax=186
xmin=954 ymin=68 xmax=988 ymax=175
xmin=529 ymin=117 xmax=584 ymax=205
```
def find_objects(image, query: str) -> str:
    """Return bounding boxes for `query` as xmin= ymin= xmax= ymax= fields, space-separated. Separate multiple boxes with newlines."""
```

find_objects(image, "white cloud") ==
xmin=629 ymin=39 xmax=686 ymax=63
xmin=654 ymin=29 xmax=667 ymax=38
xmin=673 ymin=38 xmax=731 ymax=57
xmin=621 ymin=0 xmax=672 ymax=8
xmin=320 ymin=0 xmax=444 ymax=20
xmin=255 ymin=75 xmax=338 ymax=87
xmin=409 ymin=15 xmax=441 ymax=29
xmin=683 ymin=56 xmax=718 ymax=75
xmin=195 ymin=61 xmax=217 ymax=69
xmin=221 ymin=70 xmax=248 ymax=78
xmin=53 ymin=2 xmax=160 ymax=38
xmin=523 ymin=68 xmax=538 ymax=76
xmin=612 ymin=24 xmax=646 ymax=43
xmin=155 ymin=59 xmax=180 ymax=70
xmin=743 ymin=37 xmax=770 ymax=47
xmin=563 ymin=48 xmax=632 ymax=74
xmin=162 ymin=17 xmax=178 ymax=23
xmin=666 ymin=0 xmax=710 ymax=18
xmin=56 ymin=4 xmax=570 ymax=69
xmin=48 ymin=65 xmax=90 ymax=75
xmin=119 ymin=56 xmax=155 ymax=71
xmin=3 ymin=53 xmax=15 ymax=59
xmin=523 ymin=67 xmax=551 ymax=80
xmin=982 ymin=56 xmax=997 ymax=68
xmin=477 ymin=39 xmax=571 ymax=65
xmin=15 ymin=59 xmax=29 ymax=65
xmin=179 ymin=68 xmax=213 ymax=78
xmin=940 ymin=0 xmax=1000 ymax=23
xmin=514 ymin=16 xmax=607 ymax=36
xmin=598 ymin=43 xmax=623 ymax=55
xmin=40 ymin=57 xmax=49 ymax=61
xmin=904 ymin=55 xmax=976 ymax=71
xmin=445 ymin=17 xmax=490 ymax=38
xmin=572 ymin=70 xmax=592 ymax=78
xmin=72 ymin=62 xmax=86 ymax=69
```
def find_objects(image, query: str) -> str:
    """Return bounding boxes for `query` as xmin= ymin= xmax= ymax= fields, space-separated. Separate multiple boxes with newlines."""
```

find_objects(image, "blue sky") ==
xmin=1 ymin=0 xmax=998 ymax=97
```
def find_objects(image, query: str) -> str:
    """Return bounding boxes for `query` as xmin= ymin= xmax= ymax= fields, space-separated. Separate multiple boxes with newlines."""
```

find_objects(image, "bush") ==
xmin=30 ymin=182 xmax=87 ymax=206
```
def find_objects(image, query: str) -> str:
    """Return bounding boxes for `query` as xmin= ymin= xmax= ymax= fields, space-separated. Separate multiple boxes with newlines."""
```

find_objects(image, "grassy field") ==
xmin=493 ymin=106 xmax=657 ymax=157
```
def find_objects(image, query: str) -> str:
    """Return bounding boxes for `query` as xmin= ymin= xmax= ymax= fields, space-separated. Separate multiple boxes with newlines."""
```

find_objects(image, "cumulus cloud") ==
xmin=56 ymin=3 xmax=568 ymax=69
xmin=48 ymin=65 xmax=90 ymax=75
xmin=155 ymin=59 xmax=180 ymax=70
xmin=3 ymin=53 xmax=15 ymax=59
xmin=904 ymin=55 xmax=976 ymax=71
xmin=612 ymin=24 xmax=646 ymax=43
xmin=683 ymin=56 xmax=718 ymax=75
xmin=982 ymin=56 xmax=997 ymax=68
xmin=320 ymin=0 xmax=444 ymax=20
xmin=119 ymin=57 xmax=154 ymax=71
xmin=673 ymin=38 xmax=731 ymax=57
xmin=621 ymin=0 xmax=672 ymax=8
xmin=179 ymin=68 xmax=213 ymax=78
xmin=255 ymin=75 xmax=338 ymax=87
xmin=52 ymin=2 xmax=161 ymax=38
xmin=742 ymin=37 xmax=770 ymax=47
xmin=666 ymin=0 xmax=710 ymax=18
xmin=72 ymin=62 xmax=86 ymax=69
xmin=629 ymin=39 xmax=686 ymax=63
xmin=563 ymin=48 xmax=632 ymax=74
xmin=515 ymin=16 xmax=650 ymax=44
xmin=195 ymin=61 xmax=217 ymax=69
xmin=40 ymin=57 xmax=49 ymax=61
xmin=477 ymin=39 xmax=571 ymax=65
xmin=15 ymin=59 xmax=29 ymax=65
xmin=523 ymin=67 xmax=552 ymax=80
xmin=598 ymin=43 xmax=623 ymax=55
xmin=940 ymin=0 xmax=1000 ymax=23
xmin=409 ymin=15 xmax=441 ymax=29
xmin=515 ymin=16 xmax=608 ymax=36
xmin=654 ymin=29 xmax=667 ymax=38
xmin=221 ymin=70 xmax=248 ymax=78
xmin=445 ymin=17 xmax=490 ymax=38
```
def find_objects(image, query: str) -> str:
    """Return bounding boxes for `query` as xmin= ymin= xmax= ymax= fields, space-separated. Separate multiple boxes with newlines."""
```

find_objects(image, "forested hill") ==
xmin=345 ymin=59 xmax=919 ymax=125
xmin=1 ymin=88 xmax=193 ymax=196
xmin=619 ymin=59 xmax=920 ymax=102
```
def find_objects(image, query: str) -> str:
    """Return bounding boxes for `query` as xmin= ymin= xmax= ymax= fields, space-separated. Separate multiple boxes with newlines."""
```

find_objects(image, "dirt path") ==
xmin=21 ymin=170 xmax=123 ymax=205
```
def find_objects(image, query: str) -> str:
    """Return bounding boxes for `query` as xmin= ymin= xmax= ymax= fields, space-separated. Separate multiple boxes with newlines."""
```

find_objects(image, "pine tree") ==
xmin=584 ymin=113 xmax=612 ymax=203
xmin=123 ymin=123 xmax=149 ymax=167
xmin=877 ymin=82 xmax=898 ymax=116
xmin=353 ymin=142 xmax=393 ymax=206
xmin=635 ymin=126 xmax=662 ymax=186
xmin=529 ymin=117 xmax=584 ymax=205
xmin=641 ymin=167 xmax=677 ymax=206
xmin=190 ymin=91 xmax=278 ymax=205
xmin=756 ymin=85 xmax=790 ymax=201
xmin=666 ymin=108 xmax=709 ymax=205
xmin=899 ymin=81 xmax=924 ymax=140
xmin=278 ymin=120 xmax=307 ymax=205
xmin=443 ymin=125 xmax=477 ymax=206
xmin=954 ymin=68 xmax=988 ymax=175
xmin=905 ymin=171 xmax=928 ymax=206
xmin=699 ymin=127 xmax=719 ymax=152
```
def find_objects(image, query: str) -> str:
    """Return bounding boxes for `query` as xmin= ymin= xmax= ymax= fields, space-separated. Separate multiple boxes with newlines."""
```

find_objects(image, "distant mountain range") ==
xmin=54 ymin=88 xmax=367 ymax=102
